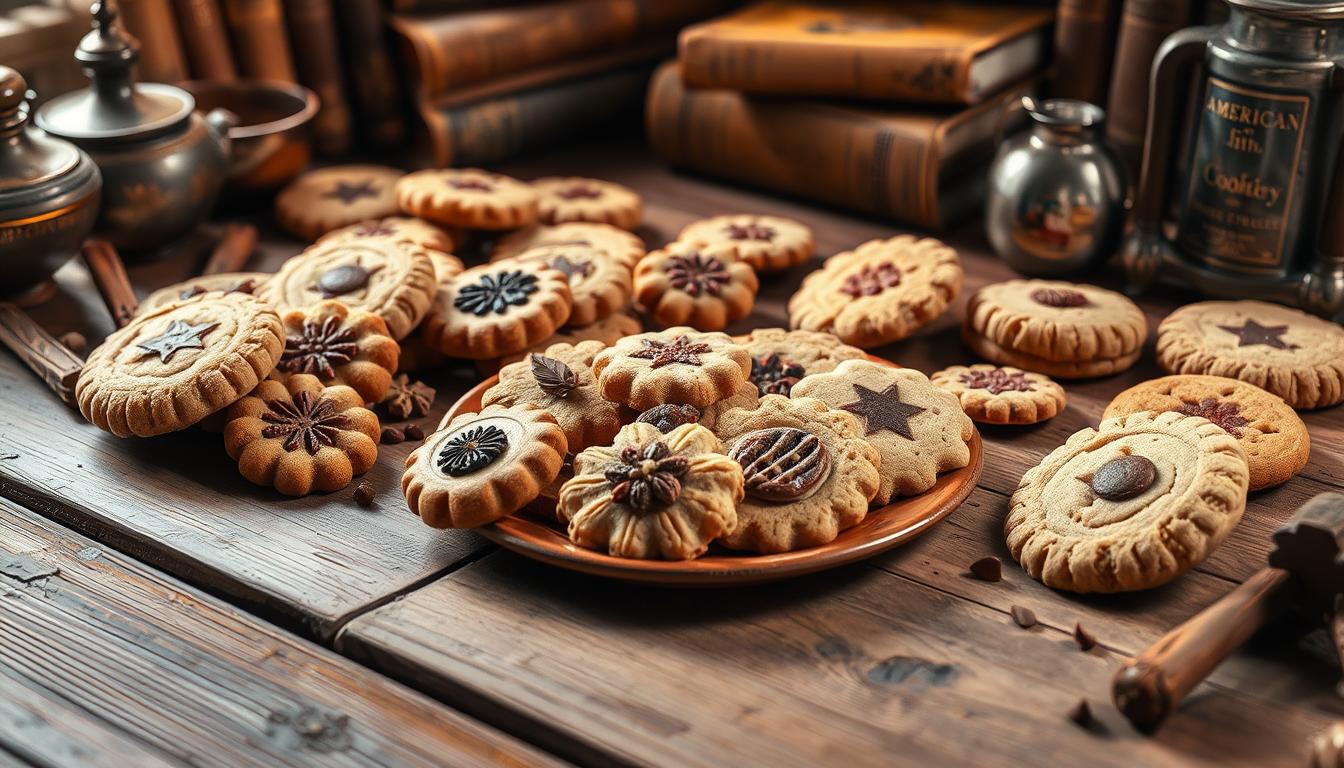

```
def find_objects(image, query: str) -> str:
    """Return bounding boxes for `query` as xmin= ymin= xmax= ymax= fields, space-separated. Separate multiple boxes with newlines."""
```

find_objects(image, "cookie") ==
xmin=531 ymin=176 xmax=642 ymax=230
xmin=223 ymin=374 xmax=381 ymax=496
xmin=591 ymin=327 xmax=752 ymax=411
xmin=77 ymin=292 xmax=284 ymax=437
xmin=276 ymin=300 xmax=399 ymax=405
xmin=1156 ymin=300 xmax=1344 ymax=409
xmin=697 ymin=380 xmax=759 ymax=431
xmin=420 ymin=260 xmax=573 ymax=360
xmin=493 ymin=221 xmax=645 ymax=267
xmin=677 ymin=214 xmax=813 ymax=273
xmin=557 ymin=422 xmax=743 ymax=560
xmin=492 ymin=311 xmax=642 ymax=369
xmin=633 ymin=242 xmax=759 ymax=331
xmin=1005 ymin=410 xmax=1249 ymax=593
xmin=260 ymin=237 xmax=437 ymax=340
xmin=714 ymin=395 xmax=881 ymax=553
xmin=396 ymin=168 xmax=538 ymax=230
xmin=962 ymin=331 xmax=1142 ymax=379
xmin=481 ymin=340 xmax=626 ymax=452
xmin=788 ymin=235 xmax=963 ymax=347
xmin=791 ymin=360 xmax=974 ymax=503
xmin=140 ymin=272 xmax=269 ymax=314
xmin=402 ymin=404 xmax=567 ymax=528
xmin=509 ymin=243 xmax=633 ymax=326
xmin=317 ymin=216 xmax=457 ymax=256
xmin=275 ymin=165 xmax=403 ymax=240
xmin=1103 ymin=374 xmax=1310 ymax=490
xmin=738 ymin=328 xmax=866 ymax=396
xmin=931 ymin=364 xmax=1066 ymax=425
xmin=965 ymin=279 xmax=1147 ymax=364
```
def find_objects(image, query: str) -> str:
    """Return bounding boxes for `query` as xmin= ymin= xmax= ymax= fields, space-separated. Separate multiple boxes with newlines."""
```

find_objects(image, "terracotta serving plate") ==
xmin=445 ymin=371 xmax=983 ymax=586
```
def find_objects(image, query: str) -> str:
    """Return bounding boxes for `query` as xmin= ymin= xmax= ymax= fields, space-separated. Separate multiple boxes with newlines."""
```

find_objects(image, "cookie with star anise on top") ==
xmin=274 ymin=165 xmax=403 ymax=240
xmin=591 ymin=327 xmax=752 ymax=411
xmin=420 ymin=260 xmax=573 ymax=360
xmin=633 ymin=242 xmax=758 ymax=331
xmin=738 ymin=328 xmax=866 ymax=397
xmin=223 ymin=374 xmax=380 ymax=497
xmin=931 ymin=364 xmax=1066 ymax=426
xmin=276 ymin=300 xmax=399 ymax=405
xmin=677 ymin=214 xmax=814 ymax=274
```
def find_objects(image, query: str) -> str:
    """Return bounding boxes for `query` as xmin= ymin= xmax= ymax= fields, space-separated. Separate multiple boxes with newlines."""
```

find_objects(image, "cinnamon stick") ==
xmin=81 ymin=239 xmax=138 ymax=327
xmin=0 ymin=302 xmax=83 ymax=406
xmin=203 ymin=223 xmax=258 ymax=275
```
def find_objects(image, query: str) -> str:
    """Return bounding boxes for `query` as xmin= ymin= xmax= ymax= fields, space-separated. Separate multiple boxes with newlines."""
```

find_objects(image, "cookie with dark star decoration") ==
xmin=634 ymin=241 xmax=758 ymax=331
xmin=792 ymin=360 xmax=974 ymax=503
xmin=420 ymin=260 xmax=573 ymax=360
xmin=1103 ymin=374 xmax=1310 ymax=490
xmin=1157 ymin=300 xmax=1344 ymax=409
xmin=276 ymin=300 xmax=400 ymax=405
xmin=931 ymin=364 xmax=1066 ymax=425
xmin=274 ymin=165 xmax=403 ymax=240
xmin=403 ymin=404 xmax=566 ymax=528
xmin=396 ymin=168 xmax=538 ymax=230
xmin=77 ymin=292 xmax=284 ymax=437
xmin=531 ymin=176 xmax=643 ymax=231
xmin=506 ymin=242 xmax=633 ymax=326
xmin=677 ymin=214 xmax=814 ymax=273
xmin=592 ymin=327 xmax=752 ymax=410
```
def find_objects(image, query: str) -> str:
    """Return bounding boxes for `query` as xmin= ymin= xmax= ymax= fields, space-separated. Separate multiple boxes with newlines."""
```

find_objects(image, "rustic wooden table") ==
xmin=2 ymin=141 xmax=1342 ymax=767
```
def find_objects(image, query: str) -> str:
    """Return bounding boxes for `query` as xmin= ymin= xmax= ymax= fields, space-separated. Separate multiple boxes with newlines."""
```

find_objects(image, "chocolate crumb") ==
xmin=58 ymin=331 xmax=87 ymax=354
xmin=380 ymin=426 xmax=404 ymax=445
xmin=1073 ymin=622 xmax=1097 ymax=651
xmin=353 ymin=482 xmax=375 ymax=507
xmin=403 ymin=424 xmax=424 ymax=441
xmin=969 ymin=556 xmax=1002 ymax=582
xmin=1067 ymin=699 xmax=1091 ymax=727
xmin=1010 ymin=605 xmax=1037 ymax=628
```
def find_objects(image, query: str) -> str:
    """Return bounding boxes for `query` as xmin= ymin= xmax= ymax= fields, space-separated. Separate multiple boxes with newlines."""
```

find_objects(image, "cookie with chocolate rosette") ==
xmin=420 ymin=260 xmax=573 ymax=360
xmin=276 ymin=300 xmax=399 ymax=404
xmin=634 ymin=242 xmax=758 ymax=331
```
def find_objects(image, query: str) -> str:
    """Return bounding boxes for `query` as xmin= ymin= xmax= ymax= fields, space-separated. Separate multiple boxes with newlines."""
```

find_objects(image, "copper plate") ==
xmin=445 ymin=363 xmax=982 ymax=586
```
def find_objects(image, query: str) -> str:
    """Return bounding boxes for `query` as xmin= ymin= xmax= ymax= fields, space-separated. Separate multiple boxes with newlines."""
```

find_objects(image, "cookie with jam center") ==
xmin=677 ymin=214 xmax=813 ymax=273
xmin=634 ymin=242 xmax=758 ymax=331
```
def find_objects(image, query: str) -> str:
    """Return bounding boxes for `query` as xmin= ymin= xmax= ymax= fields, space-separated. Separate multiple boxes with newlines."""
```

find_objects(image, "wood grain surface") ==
xmin=0 ymin=499 xmax=562 ymax=768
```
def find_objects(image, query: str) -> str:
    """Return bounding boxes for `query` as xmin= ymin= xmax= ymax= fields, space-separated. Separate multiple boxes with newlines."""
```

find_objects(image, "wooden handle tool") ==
xmin=0 ymin=302 xmax=84 ymax=406
xmin=203 ymin=223 xmax=258 ymax=275
xmin=80 ymin=239 xmax=138 ymax=327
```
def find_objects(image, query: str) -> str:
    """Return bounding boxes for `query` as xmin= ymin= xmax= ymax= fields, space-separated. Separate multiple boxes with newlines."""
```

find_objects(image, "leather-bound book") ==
xmin=332 ymin=0 xmax=405 ymax=147
xmin=119 ymin=0 xmax=190 ymax=83
xmin=1051 ymin=0 xmax=1121 ymax=104
xmin=678 ymin=1 xmax=1053 ymax=104
xmin=389 ymin=0 xmax=728 ymax=100
xmin=1105 ymin=0 xmax=1195 ymax=179
xmin=284 ymin=0 xmax=352 ymax=155
xmin=221 ymin=0 xmax=296 ymax=82
xmin=647 ymin=60 xmax=1032 ymax=230
xmin=172 ymin=0 xmax=236 ymax=80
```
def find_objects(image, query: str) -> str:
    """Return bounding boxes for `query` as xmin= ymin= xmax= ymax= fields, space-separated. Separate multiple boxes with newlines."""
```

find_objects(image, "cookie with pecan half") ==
xmin=677 ymin=214 xmax=813 ymax=273
xmin=592 ymin=327 xmax=752 ymax=411
xmin=276 ymin=300 xmax=399 ymax=404
xmin=223 ymin=374 xmax=380 ymax=497
xmin=420 ymin=260 xmax=573 ymax=360
xmin=634 ymin=242 xmax=758 ymax=331
xmin=558 ymin=422 xmax=743 ymax=560
xmin=714 ymin=395 xmax=881 ymax=553
xmin=482 ymin=340 xmax=626 ymax=452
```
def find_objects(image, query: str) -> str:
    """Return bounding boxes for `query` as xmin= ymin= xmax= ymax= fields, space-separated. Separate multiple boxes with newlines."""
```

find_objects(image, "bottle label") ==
xmin=1177 ymin=76 xmax=1309 ymax=270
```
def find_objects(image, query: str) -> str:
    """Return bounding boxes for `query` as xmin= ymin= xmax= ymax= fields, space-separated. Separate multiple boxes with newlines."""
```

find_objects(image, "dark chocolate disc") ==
xmin=1090 ymin=455 xmax=1157 ymax=501
xmin=436 ymin=424 xmax=508 ymax=476
xmin=316 ymin=265 xmax=373 ymax=297
xmin=635 ymin=403 xmax=700 ymax=433
xmin=728 ymin=427 xmax=830 ymax=502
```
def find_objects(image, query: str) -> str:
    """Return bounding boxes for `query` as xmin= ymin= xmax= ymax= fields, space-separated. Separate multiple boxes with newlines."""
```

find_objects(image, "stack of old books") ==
xmin=648 ymin=1 xmax=1056 ymax=230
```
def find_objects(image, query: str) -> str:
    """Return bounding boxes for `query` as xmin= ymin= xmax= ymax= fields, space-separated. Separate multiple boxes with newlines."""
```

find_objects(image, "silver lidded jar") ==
xmin=985 ymin=98 xmax=1126 ymax=277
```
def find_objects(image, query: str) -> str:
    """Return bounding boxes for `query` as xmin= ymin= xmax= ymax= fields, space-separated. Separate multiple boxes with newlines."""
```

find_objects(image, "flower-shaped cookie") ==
xmin=396 ymin=168 xmax=538 ymax=230
xmin=592 ymin=327 xmax=752 ymax=411
xmin=510 ymin=243 xmax=633 ymax=326
xmin=714 ymin=395 xmax=881 ymax=553
xmin=531 ymin=176 xmax=642 ymax=230
xmin=493 ymin=222 xmax=645 ymax=267
xmin=420 ymin=260 xmax=573 ymax=360
xmin=930 ymin=364 xmax=1066 ymax=425
xmin=482 ymin=340 xmax=626 ymax=452
xmin=277 ymin=300 xmax=399 ymax=404
xmin=403 ymin=404 xmax=566 ymax=528
xmin=677 ymin=214 xmax=814 ymax=273
xmin=223 ymin=374 xmax=380 ymax=496
xmin=634 ymin=242 xmax=758 ymax=331
xmin=558 ymin=422 xmax=743 ymax=560
xmin=739 ymin=328 xmax=866 ymax=396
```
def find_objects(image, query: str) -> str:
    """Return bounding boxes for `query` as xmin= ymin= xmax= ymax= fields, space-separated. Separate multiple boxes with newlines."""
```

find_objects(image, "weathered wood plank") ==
xmin=0 ymin=500 xmax=562 ymax=768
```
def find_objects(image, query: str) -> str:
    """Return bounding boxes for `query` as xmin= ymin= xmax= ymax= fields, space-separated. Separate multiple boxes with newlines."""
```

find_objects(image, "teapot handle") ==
xmin=1131 ymin=26 xmax=1214 ymax=231
xmin=203 ymin=107 xmax=237 ymax=161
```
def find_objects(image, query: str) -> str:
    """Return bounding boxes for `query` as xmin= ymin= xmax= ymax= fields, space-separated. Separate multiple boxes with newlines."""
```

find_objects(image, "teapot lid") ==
xmin=1227 ymin=0 xmax=1344 ymax=21
xmin=0 ymin=66 xmax=81 ymax=192
xmin=34 ymin=0 xmax=193 ymax=143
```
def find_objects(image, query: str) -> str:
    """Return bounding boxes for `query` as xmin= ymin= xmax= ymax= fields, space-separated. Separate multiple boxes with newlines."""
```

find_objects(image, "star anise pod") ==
xmin=380 ymin=374 xmax=436 ymax=420
xmin=725 ymin=222 xmax=776 ymax=241
xmin=751 ymin=353 xmax=806 ymax=396
xmin=280 ymin=316 xmax=359 ymax=379
xmin=628 ymin=335 xmax=713 ymax=368
xmin=665 ymin=252 xmax=731 ymax=297
xmin=603 ymin=441 xmax=691 ymax=511
xmin=260 ymin=390 xmax=350 ymax=455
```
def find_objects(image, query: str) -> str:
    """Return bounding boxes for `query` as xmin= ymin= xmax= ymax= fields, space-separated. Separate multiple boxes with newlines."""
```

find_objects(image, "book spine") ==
xmin=119 ymin=0 xmax=190 ymax=83
xmin=420 ymin=66 xmax=649 ymax=168
xmin=1105 ymin=0 xmax=1194 ymax=179
xmin=645 ymin=61 xmax=944 ymax=229
xmin=221 ymin=0 xmax=297 ymax=82
xmin=172 ymin=0 xmax=237 ymax=80
xmin=1051 ymin=0 xmax=1121 ymax=105
xmin=331 ymin=0 xmax=406 ymax=147
xmin=283 ymin=0 xmax=352 ymax=155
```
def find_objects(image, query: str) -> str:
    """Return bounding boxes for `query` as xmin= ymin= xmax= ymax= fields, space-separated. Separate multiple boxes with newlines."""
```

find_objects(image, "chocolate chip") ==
xmin=353 ymin=482 xmax=375 ymax=507
xmin=58 ymin=331 xmax=87 ymax=354
xmin=1073 ymin=622 xmax=1097 ymax=651
xmin=969 ymin=556 xmax=1002 ymax=582
xmin=317 ymin=265 xmax=373 ymax=297
xmin=403 ymin=424 xmax=424 ymax=441
xmin=1010 ymin=605 xmax=1036 ymax=628
xmin=380 ymin=426 xmax=404 ymax=445
xmin=1067 ymin=699 xmax=1092 ymax=727
xmin=1091 ymin=455 xmax=1157 ymax=501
